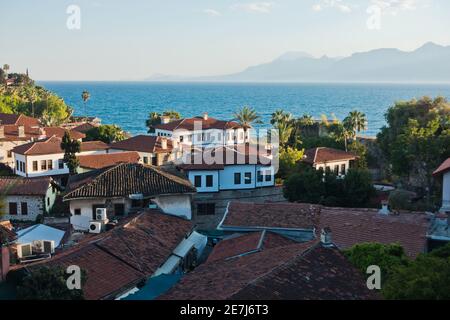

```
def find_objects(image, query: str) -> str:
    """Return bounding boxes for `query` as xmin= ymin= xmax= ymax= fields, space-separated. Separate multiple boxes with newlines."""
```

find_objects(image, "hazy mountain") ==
xmin=145 ymin=42 xmax=450 ymax=83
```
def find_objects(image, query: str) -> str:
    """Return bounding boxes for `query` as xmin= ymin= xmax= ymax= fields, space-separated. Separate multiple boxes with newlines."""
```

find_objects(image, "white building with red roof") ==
xmin=433 ymin=157 xmax=450 ymax=213
xmin=149 ymin=113 xmax=248 ymax=147
xmin=303 ymin=147 xmax=358 ymax=177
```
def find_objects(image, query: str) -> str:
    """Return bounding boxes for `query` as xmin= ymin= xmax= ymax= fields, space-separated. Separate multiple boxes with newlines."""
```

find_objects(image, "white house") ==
xmin=109 ymin=135 xmax=176 ymax=166
xmin=433 ymin=158 xmax=450 ymax=213
xmin=0 ymin=177 xmax=57 ymax=221
xmin=149 ymin=113 xmax=248 ymax=147
xmin=63 ymin=163 xmax=196 ymax=231
xmin=303 ymin=147 xmax=357 ymax=177
xmin=12 ymin=136 xmax=108 ymax=181
xmin=178 ymin=146 xmax=275 ymax=193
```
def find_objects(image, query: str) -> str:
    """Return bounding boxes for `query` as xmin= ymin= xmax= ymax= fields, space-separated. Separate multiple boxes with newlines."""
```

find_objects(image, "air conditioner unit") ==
xmin=32 ymin=240 xmax=44 ymax=253
xmin=43 ymin=240 xmax=55 ymax=254
xmin=89 ymin=221 xmax=102 ymax=234
xmin=95 ymin=208 xmax=107 ymax=221
xmin=17 ymin=243 xmax=33 ymax=258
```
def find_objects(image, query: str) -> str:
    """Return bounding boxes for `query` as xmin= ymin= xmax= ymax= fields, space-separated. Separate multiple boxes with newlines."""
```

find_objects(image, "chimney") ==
xmin=320 ymin=227 xmax=333 ymax=247
xmin=378 ymin=200 xmax=390 ymax=215
xmin=160 ymin=138 xmax=167 ymax=150
xmin=39 ymin=127 xmax=46 ymax=138
xmin=161 ymin=116 xmax=170 ymax=124
xmin=0 ymin=126 xmax=4 ymax=139
xmin=18 ymin=125 xmax=25 ymax=138
xmin=203 ymin=112 xmax=208 ymax=121
xmin=172 ymin=139 xmax=178 ymax=149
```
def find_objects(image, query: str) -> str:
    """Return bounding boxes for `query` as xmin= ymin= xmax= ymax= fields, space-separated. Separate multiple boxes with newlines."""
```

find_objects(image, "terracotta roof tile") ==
xmin=77 ymin=151 xmax=140 ymax=170
xmin=12 ymin=136 xmax=107 ymax=155
xmin=43 ymin=127 xmax=85 ymax=140
xmin=80 ymin=141 xmax=109 ymax=152
xmin=303 ymin=147 xmax=357 ymax=164
xmin=433 ymin=157 xmax=450 ymax=176
xmin=0 ymin=113 xmax=40 ymax=127
xmin=71 ymin=122 xmax=97 ymax=133
xmin=153 ymin=116 xmax=242 ymax=131
xmin=109 ymin=135 xmax=173 ymax=153
xmin=64 ymin=163 xmax=196 ymax=200
xmin=0 ymin=177 xmax=52 ymax=196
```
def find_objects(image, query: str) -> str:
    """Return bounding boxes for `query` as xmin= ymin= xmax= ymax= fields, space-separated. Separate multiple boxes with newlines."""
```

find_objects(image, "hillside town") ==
xmin=0 ymin=70 xmax=450 ymax=300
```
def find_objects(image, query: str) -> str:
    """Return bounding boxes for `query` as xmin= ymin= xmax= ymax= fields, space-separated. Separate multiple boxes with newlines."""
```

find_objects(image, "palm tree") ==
xmin=233 ymin=106 xmax=262 ymax=143
xmin=298 ymin=114 xmax=314 ymax=126
xmin=81 ymin=90 xmax=90 ymax=120
xmin=270 ymin=110 xmax=294 ymax=148
xmin=25 ymin=87 xmax=37 ymax=117
xmin=344 ymin=110 xmax=368 ymax=137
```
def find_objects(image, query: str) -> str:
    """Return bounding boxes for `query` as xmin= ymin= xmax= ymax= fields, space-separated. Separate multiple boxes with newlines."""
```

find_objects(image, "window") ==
xmin=218 ymin=132 xmax=222 ymax=141
xmin=206 ymin=175 xmax=213 ymax=187
xmin=194 ymin=175 xmax=202 ymax=188
xmin=244 ymin=172 xmax=252 ymax=184
xmin=197 ymin=133 xmax=202 ymax=141
xmin=114 ymin=203 xmax=125 ymax=216
xmin=47 ymin=160 xmax=53 ymax=170
xmin=32 ymin=161 xmax=38 ymax=171
xmin=74 ymin=208 xmax=81 ymax=216
xmin=188 ymin=135 xmax=193 ymax=142
xmin=7 ymin=150 xmax=12 ymax=158
xmin=16 ymin=160 xmax=19 ymax=171
xmin=340 ymin=164 xmax=346 ymax=175
xmin=20 ymin=162 xmax=24 ymax=172
xmin=21 ymin=202 xmax=28 ymax=215
xmin=257 ymin=170 xmax=263 ymax=182
xmin=234 ymin=172 xmax=241 ymax=185
xmin=58 ymin=159 xmax=64 ymax=169
xmin=152 ymin=156 xmax=158 ymax=166
xmin=47 ymin=197 xmax=50 ymax=206
xmin=143 ymin=156 xmax=149 ymax=164
xmin=334 ymin=165 xmax=339 ymax=175
xmin=197 ymin=203 xmax=215 ymax=216
xmin=41 ymin=160 xmax=47 ymax=170
xmin=265 ymin=172 xmax=272 ymax=182
xmin=9 ymin=202 xmax=17 ymax=215
xmin=180 ymin=135 xmax=184 ymax=142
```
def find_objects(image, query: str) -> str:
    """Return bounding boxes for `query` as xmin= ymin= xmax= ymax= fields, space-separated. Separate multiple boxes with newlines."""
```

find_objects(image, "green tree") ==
xmin=24 ymin=86 xmax=37 ymax=117
xmin=61 ymin=131 xmax=81 ymax=174
xmin=283 ymin=166 xmax=324 ymax=203
xmin=85 ymin=124 xmax=126 ymax=143
xmin=343 ymin=168 xmax=375 ymax=207
xmin=348 ymin=140 xmax=368 ymax=169
xmin=278 ymin=147 xmax=304 ymax=179
xmin=146 ymin=110 xmax=182 ymax=133
xmin=81 ymin=90 xmax=90 ymax=118
xmin=271 ymin=110 xmax=294 ymax=148
xmin=16 ymin=266 xmax=85 ymax=300
xmin=344 ymin=110 xmax=367 ymax=137
xmin=233 ymin=106 xmax=262 ymax=142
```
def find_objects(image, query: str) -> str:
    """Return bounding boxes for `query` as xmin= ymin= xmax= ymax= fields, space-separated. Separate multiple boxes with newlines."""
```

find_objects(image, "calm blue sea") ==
xmin=39 ymin=82 xmax=450 ymax=136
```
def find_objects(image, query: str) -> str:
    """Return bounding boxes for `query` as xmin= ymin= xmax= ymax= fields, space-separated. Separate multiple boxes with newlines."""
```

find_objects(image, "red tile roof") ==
xmin=0 ymin=113 xmax=40 ymax=127
xmin=207 ymin=231 xmax=297 ymax=263
xmin=22 ymin=210 xmax=193 ymax=300
xmin=223 ymin=202 xmax=430 ymax=258
xmin=0 ymin=124 xmax=44 ymax=142
xmin=303 ymin=147 xmax=357 ymax=164
xmin=0 ymin=177 xmax=52 ymax=196
xmin=12 ymin=136 xmax=107 ymax=155
xmin=178 ymin=145 xmax=272 ymax=170
xmin=43 ymin=127 xmax=85 ymax=140
xmin=221 ymin=202 xmax=321 ymax=230
xmin=318 ymin=206 xmax=430 ymax=258
xmin=152 ymin=116 xmax=242 ymax=131
xmin=433 ymin=157 xmax=450 ymax=176
xmin=71 ymin=122 xmax=98 ymax=133
xmin=0 ymin=221 xmax=17 ymax=243
xmin=109 ymin=135 xmax=173 ymax=153
xmin=77 ymin=151 xmax=140 ymax=170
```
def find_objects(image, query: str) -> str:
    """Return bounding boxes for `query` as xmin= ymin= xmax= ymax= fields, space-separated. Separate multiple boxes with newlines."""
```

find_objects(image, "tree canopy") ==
xmin=61 ymin=131 xmax=81 ymax=174
xmin=85 ymin=124 xmax=126 ymax=143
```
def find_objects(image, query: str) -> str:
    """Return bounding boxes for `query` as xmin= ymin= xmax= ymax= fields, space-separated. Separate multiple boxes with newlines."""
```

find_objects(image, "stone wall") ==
xmin=2 ymin=195 xmax=45 ymax=221
xmin=192 ymin=186 xmax=287 ymax=230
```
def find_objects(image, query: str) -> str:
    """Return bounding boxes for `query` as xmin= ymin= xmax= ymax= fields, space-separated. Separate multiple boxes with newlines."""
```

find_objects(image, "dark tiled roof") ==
xmin=153 ymin=116 xmax=242 ymax=131
xmin=0 ymin=222 xmax=17 ymax=243
xmin=318 ymin=207 xmax=430 ymax=258
xmin=207 ymin=231 xmax=297 ymax=263
xmin=303 ymin=147 xmax=357 ymax=164
xmin=433 ymin=157 xmax=450 ymax=176
xmin=160 ymin=241 xmax=314 ymax=300
xmin=63 ymin=163 xmax=196 ymax=200
xmin=230 ymin=244 xmax=380 ymax=300
xmin=221 ymin=202 xmax=321 ymax=230
xmin=109 ymin=135 xmax=173 ymax=153
xmin=0 ymin=177 xmax=52 ymax=196
xmin=78 ymin=151 xmax=140 ymax=170
xmin=0 ymin=113 xmax=40 ymax=127
xmin=12 ymin=136 xmax=107 ymax=155
xmin=223 ymin=202 xmax=430 ymax=258
xmin=71 ymin=122 xmax=97 ymax=133
xmin=0 ymin=124 xmax=44 ymax=142
xmin=23 ymin=210 xmax=192 ymax=300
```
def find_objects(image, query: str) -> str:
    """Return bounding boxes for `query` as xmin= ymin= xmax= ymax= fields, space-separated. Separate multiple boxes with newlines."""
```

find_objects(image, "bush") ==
xmin=283 ymin=166 xmax=324 ymax=203
xmin=388 ymin=189 xmax=415 ymax=211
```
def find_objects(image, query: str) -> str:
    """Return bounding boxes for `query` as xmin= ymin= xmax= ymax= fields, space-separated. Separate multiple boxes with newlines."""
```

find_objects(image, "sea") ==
xmin=39 ymin=82 xmax=450 ymax=137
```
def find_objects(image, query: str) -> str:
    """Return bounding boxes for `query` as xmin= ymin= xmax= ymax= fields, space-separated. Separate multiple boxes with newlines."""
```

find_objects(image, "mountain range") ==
xmin=145 ymin=42 xmax=450 ymax=83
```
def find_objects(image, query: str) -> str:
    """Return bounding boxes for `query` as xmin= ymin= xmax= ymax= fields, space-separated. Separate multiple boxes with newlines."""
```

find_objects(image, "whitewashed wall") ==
xmin=153 ymin=194 xmax=193 ymax=220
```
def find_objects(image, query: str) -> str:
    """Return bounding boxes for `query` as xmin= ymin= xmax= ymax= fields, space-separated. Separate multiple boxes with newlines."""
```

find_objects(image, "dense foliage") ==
xmin=283 ymin=166 xmax=375 ymax=207
xmin=146 ymin=110 xmax=182 ymax=133
xmin=0 ymin=67 xmax=72 ymax=125
xmin=85 ymin=124 xmax=126 ymax=143
xmin=16 ymin=266 xmax=85 ymax=300
xmin=377 ymin=96 xmax=450 ymax=195
xmin=61 ymin=131 xmax=81 ymax=174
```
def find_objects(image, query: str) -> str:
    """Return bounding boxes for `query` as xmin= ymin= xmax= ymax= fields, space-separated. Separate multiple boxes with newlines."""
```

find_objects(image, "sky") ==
xmin=1 ymin=0 xmax=450 ymax=80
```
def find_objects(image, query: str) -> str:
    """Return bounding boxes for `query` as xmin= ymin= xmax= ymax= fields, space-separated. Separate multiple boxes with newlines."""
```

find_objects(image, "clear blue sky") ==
xmin=1 ymin=0 xmax=449 ymax=80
